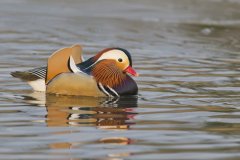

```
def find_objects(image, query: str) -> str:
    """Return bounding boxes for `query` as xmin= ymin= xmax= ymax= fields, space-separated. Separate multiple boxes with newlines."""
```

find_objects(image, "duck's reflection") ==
xmin=46 ymin=94 xmax=138 ymax=129
xmin=22 ymin=92 xmax=137 ymax=153
xmin=23 ymin=92 xmax=138 ymax=129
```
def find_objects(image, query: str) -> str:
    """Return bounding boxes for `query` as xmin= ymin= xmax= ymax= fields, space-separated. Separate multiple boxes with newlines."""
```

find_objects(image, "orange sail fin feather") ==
xmin=46 ymin=44 xmax=83 ymax=83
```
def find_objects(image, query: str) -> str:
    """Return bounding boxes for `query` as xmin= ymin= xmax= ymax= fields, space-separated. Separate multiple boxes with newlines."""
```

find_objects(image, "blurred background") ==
xmin=1 ymin=0 xmax=240 ymax=159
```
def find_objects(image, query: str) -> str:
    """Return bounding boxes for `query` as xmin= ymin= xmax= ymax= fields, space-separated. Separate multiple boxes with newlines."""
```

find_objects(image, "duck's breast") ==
xmin=113 ymin=75 xmax=138 ymax=96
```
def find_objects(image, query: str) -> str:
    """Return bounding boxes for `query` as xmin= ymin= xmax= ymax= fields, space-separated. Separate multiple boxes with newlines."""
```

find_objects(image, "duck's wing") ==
xmin=45 ymin=45 xmax=105 ymax=97
xmin=11 ymin=44 xmax=84 ymax=91
xmin=11 ymin=44 xmax=84 ymax=81
xmin=11 ymin=66 xmax=46 ymax=81
xmin=11 ymin=67 xmax=46 ymax=91
xmin=46 ymin=44 xmax=83 ymax=83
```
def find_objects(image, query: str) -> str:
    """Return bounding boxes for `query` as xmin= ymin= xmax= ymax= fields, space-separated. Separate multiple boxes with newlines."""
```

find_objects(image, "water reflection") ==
xmin=21 ymin=93 xmax=137 ymax=153
xmin=23 ymin=92 xmax=138 ymax=128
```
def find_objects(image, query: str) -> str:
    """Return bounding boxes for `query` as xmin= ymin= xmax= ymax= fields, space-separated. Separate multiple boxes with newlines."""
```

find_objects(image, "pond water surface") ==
xmin=1 ymin=0 xmax=240 ymax=159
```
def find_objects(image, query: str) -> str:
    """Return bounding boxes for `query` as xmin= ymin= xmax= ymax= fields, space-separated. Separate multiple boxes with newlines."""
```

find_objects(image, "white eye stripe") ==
xmin=98 ymin=50 xmax=128 ymax=62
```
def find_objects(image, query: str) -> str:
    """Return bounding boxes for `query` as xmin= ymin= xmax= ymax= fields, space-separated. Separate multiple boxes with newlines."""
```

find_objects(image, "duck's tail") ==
xmin=11 ymin=67 xmax=46 ymax=91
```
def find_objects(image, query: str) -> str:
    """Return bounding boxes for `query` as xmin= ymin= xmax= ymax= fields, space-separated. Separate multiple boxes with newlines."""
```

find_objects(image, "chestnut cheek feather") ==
xmin=92 ymin=60 xmax=126 ymax=88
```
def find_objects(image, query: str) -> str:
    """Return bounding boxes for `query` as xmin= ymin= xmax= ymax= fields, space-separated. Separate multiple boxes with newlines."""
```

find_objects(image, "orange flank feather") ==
xmin=92 ymin=60 xmax=126 ymax=88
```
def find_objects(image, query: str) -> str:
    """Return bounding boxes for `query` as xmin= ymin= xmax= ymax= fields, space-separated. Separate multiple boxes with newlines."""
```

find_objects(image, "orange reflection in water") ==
xmin=24 ymin=93 xmax=138 ymax=153
xmin=45 ymin=94 xmax=138 ymax=129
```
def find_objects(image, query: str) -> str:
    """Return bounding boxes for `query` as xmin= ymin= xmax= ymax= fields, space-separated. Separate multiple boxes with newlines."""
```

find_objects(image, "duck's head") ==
xmin=92 ymin=48 xmax=138 ymax=77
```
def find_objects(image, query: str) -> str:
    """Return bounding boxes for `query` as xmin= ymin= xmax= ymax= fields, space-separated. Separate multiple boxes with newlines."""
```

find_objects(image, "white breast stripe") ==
xmin=99 ymin=83 xmax=112 ymax=97
xmin=107 ymin=85 xmax=119 ymax=97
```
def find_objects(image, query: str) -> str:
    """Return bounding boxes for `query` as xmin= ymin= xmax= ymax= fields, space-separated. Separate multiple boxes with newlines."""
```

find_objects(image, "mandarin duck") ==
xmin=11 ymin=45 xmax=138 ymax=97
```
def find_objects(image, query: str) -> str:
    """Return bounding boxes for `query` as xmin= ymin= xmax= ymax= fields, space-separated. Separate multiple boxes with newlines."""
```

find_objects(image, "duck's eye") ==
xmin=118 ymin=58 xmax=123 ymax=62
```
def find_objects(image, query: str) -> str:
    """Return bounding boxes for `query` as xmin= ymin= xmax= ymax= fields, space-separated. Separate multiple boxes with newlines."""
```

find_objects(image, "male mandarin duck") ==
xmin=11 ymin=45 xmax=138 ymax=97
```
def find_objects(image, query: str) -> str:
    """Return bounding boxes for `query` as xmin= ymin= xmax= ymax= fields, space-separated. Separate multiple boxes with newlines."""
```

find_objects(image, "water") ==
xmin=1 ymin=0 xmax=240 ymax=159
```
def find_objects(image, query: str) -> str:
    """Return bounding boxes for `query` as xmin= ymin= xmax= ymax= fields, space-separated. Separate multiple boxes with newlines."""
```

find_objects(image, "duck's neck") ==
xmin=77 ymin=59 xmax=138 ymax=96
